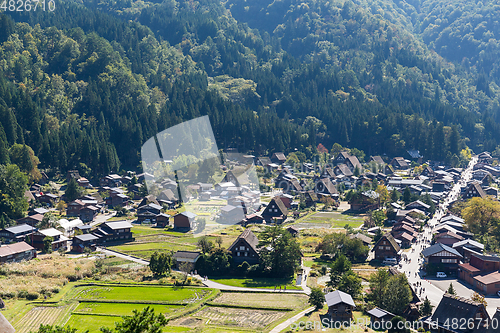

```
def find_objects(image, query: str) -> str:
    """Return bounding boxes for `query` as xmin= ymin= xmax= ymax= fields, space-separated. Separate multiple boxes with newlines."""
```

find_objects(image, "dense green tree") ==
xmin=420 ymin=296 xmax=433 ymax=317
xmin=308 ymin=287 xmax=325 ymax=310
xmin=43 ymin=236 xmax=54 ymax=254
xmin=100 ymin=306 xmax=168 ymax=333
xmin=259 ymin=225 xmax=302 ymax=278
xmin=337 ymin=270 xmax=362 ymax=299
xmin=149 ymin=251 xmax=173 ymax=276
xmin=327 ymin=254 xmax=352 ymax=288
xmin=65 ymin=178 xmax=85 ymax=202
xmin=0 ymin=163 xmax=29 ymax=219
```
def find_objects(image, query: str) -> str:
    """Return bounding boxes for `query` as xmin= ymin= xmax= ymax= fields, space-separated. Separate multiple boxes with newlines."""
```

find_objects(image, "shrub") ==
xmin=309 ymin=270 xmax=319 ymax=277
xmin=26 ymin=292 xmax=39 ymax=300
xmin=17 ymin=290 xmax=29 ymax=299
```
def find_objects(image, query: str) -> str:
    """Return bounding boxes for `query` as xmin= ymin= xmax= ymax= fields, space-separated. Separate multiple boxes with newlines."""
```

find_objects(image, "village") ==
xmin=2 ymin=148 xmax=500 ymax=333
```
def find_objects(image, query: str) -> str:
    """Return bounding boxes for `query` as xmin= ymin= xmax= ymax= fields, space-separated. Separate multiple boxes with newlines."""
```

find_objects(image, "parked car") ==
xmin=436 ymin=272 xmax=447 ymax=278
xmin=497 ymin=290 xmax=500 ymax=297
xmin=383 ymin=258 xmax=398 ymax=266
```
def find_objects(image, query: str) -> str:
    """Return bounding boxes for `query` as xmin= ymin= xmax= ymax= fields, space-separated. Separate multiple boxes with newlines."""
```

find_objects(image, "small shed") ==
xmin=325 ymin=290 xmax=356 ymax=322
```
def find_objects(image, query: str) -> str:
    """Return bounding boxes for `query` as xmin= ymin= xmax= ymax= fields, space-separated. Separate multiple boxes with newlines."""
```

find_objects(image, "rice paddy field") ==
xmin=294 ymin=211 xmax=364 ymax=229
xmin=10 ymin=283 xmax=309 ymax=333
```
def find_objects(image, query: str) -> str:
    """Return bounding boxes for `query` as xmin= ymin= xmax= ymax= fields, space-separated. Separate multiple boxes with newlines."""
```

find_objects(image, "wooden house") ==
xmin=0 ymin=242 xmax=36 ymax=264
xmin=72 ymin=234 xmax=99 ymax=253
xmin=422 ymin=243 xmax=463 ymax=274
xmin=325 ymin=290 xmax=356 ymax=322
xmin=261 ymin=197 xmax=288 ymax=223
xmin=16 ymin=214 xmax=44 ymax=227
xmin=92 ymin=221 xmax=134 ymax=244
xmin=0 ymin=224 xmax=37 ymax=243
xmin=173 ymin=211 xmax=197 ymax=231
xmin=367 ymin=307 xmax=395 ymax=326
xmin=228 ymin=229 xmax=260 ymax=265
xmin=463 ymin=182 xmax=486 ymax=200
xmin=32 ymin=228 xmax=68 ymax=251
xmin=156 ymin=213 xmax=171 ymax=227
xmin=424 ymin=293 xmax=490 ymax=333
xmin=172 ymin=251 xmax=201 ymax=270
xmin=372 ymin=233 xmax=401 ymax=261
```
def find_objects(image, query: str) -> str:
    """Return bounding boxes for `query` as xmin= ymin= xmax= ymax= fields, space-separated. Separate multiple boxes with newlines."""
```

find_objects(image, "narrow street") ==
xmin=399 ymin=156 xmax=480 ymax=309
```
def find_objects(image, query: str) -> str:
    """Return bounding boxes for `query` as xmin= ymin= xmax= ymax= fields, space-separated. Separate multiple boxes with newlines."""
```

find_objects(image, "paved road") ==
xmin=399 ymin=156 xmax=478 ymax=310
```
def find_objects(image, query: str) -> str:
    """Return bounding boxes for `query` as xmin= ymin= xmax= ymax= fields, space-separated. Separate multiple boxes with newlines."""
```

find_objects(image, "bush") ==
xmin=26 ymin=292 xmax=39 ymax=300
xmin=17 ymin=290 xmax=29 ymax=299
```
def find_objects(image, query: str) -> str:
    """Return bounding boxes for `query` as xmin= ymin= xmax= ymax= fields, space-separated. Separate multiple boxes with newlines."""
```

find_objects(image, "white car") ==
xmin=436 ymin=272 xmax=447 ymax=278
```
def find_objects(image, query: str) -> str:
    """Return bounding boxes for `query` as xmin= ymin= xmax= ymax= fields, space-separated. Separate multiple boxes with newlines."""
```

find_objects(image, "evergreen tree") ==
xmin=65 ymin=178 xmax=84 ymax=202
xmin=447 ymin=282 xmax=456 ymax=295
xmin=308 ymin=287 xmax=325 ymax=310
xmin=402 ymin=187 xmax=411 ymax=205
xmin=420 ymin=296 xmax=433 ymax=316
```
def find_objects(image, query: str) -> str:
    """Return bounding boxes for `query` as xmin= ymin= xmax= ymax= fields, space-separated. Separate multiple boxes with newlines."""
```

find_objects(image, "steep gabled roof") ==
xmin=228 ymin=229 xmax=260 ymax=254
xmin=325 ymin=290 xmax=355 ymax=307
xmin=431 ymin=294 xmax=489 ymax=331
xmin=372 ymin=233 xmax=400 ymax=253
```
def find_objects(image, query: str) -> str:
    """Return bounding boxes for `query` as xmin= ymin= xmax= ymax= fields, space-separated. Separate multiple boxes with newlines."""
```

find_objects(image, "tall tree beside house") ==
xmin=197 ymin=236 xmax=213 ymax=254
xmin=420 ymin=296 xmax=433 ymax=316
xmin=328 ymin=254 xmax=352 ymax=288
xmin=0 ymin=163 xmax=29 ymax=219
xmin=258 ymin=225 xmax=302 ymax=278
xmin=390 ymin=189 xmax=400 ymax=203
xmin=337 ymin=270 xmax=362 ymax=299
xmin=65 ymin=178 xmax=84 ymax=202
xmin=368 ymin=269 xmax=412 ymax=316
xmin=382 ymin=274 xmax=413 ymax=316
xmin=308 ymin=287 xmax=325 ymax=310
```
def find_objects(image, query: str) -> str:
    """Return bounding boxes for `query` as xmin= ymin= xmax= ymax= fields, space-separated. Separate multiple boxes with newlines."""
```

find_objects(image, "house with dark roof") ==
xmin=66 ymin=200 xmax=86 ymax=217
xmin=271 ymin=152 xmax=287 ymax=165
xmin=332 ymin=152 xmax=351 ymax=165
xmin=334 ymin=164 xmax=353 ymax=177
xmin=32 ymin=228 xmax=68 ymax=251
xmin=16 ymin=214 xmax=44 ymax=227
xmin=349 ymin=233 xmax=372 ymax=246
xmin=393 ymin=232 xmax=414 ymax=248
xmin=423 ymin=293 xmax=490 ymax=333
xmin=372 ymin=233 xmax=401 ymax=261
xmin=405 ymin=200 xmax=431 ymax=213
xmin=80 ymin=205 xmax=100 ymax=223
xmin=325 ymin=290 xmax=356 ymax=322
xmin=348 ymin=191 xmax=380 ymax=211
xmin=421 ymin=166 xmax=434 ymax=178
xmin=315 ymin=178 xmax=339 ymax=196
xmin=72 ymin=234 xmax=99 ymax=253
xmin=287 ymin=226 xmax=299 ymax=237
xmin=0 ymin=224 xmax=37 ymax=243
xmin=172 ymin=251 xmax=201 ymax=270
xmin=369 ymin=156 xmax=385 ymax=165
xmin=228 ymin=229 xmax=260 ymax=265
xmin=262 ymin=197 xmax=288 ymax=223
xmin=345 ymin=156 xmax=362 ymax=173
xmin=0 ymin=242 xmax=36 ymax=264
xmin=435 ymin=231 xmax=464 ymax=246
xmin=93 ymin=221 xmax=134 ymax=243
xmin=463 ymin=182 xmax=486 ymax=200
xmin=422 ymin=243 xmax=463 ymax=274
xmin=366 ymin=307 xmax=395 ymax=327
xmin=453 ymin=239 xmax=484 ymax=258
xmin=390 ymin=157 xmax=409 ymax=170
xmin=173 ymin=211 xmax=197 ymax=231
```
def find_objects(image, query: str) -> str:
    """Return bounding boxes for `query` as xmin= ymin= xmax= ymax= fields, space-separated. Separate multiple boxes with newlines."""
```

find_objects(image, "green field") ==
xmin=73 ymin=285 xmax=209 ymax=303
xmin=108 ymin=242 xmax=197 ymax=259
xmin=74 ymin=302 xmax=182 ymax=316
xmin=65 ymin=314 xmax=119 ymax=333
xmin=296 ymin=211 xmax=364 ymax=228
xmin=210 ymin=277 xmax=301 ymax=290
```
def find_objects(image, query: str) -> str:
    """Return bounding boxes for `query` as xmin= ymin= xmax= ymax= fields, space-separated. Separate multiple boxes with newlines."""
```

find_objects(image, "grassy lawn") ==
xmin=302 ymin=257 xmax=331 ymax=268
xmin=73 ymin=285 xmax=210 ymax=303
xmin=108 ymin=242 xmax=197 ymax=259
xmin=292 ymin=211 xmax=364 ymax=229
xmin=132 ymin=225 xmax=171 ymax=236
xmin=74 ymin=302 xmax=182 ymax=316
xmin=210 ymin=277 xmax=301 ymax=290
xmin=212 ymin=292 xmax=308 ymax=309
xmin=65 ymin=314 xmax=120 ymax=333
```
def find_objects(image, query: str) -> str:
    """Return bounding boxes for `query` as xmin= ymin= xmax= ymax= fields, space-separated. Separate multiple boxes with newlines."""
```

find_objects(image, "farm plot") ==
xmin=73 ymin=285 xmax=210 ymax=304
xmin=195 ymin=306 xmax=286 ymax=329
xmin=211 ymin=292 xmax=308 ymax=310
xmin=298 ymin=211 xmax=364 ymax=228
xmin=14 ymin=305 xmax=74 ymax=333
xmin=74 ymin=302 xmax=182 ymax=316
xmin=65 ymin=314 xmax=120 ymax=333
xmin=108 ymin=241 xmax=197 ymax=259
